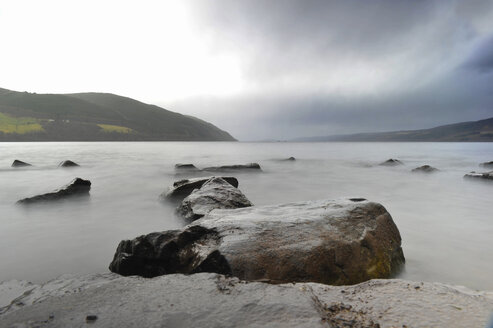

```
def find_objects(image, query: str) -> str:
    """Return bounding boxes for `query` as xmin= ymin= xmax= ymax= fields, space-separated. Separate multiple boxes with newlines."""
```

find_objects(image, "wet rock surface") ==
xmin=162 ymin=176 xmax=239 ymax=202
xmin=17 ymin=178 xmax=91 ymax=204
xmin=177 ymin=177 xmax=253 ymax=222
xmin=12 ymin=160 xmax=32 ymax=167
xmin=1 ymin=273 xmax=492 ymax=328
xmin=412 ymin=165 xmax=439 ymax=173
xmin=464 ymin=171 xmax=493 ymax=181
xmin=110 ymin=199 xmax=405 ymax=285
xmin=202 ymin=163 xmax=261 ymax=172
xmin=58 ymin=160 xmax=79 ymax=167
xmin=379 ymin=159 xmax=403 ymax=166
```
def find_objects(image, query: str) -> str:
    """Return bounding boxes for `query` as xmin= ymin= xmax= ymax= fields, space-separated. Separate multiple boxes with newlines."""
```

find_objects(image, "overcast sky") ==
xmin=1 ymin=0 xmax=493 ymax=140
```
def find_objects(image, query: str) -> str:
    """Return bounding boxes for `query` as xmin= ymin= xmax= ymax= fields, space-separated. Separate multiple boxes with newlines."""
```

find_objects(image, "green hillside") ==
xmin=0 ymin=88 xmax=235 ymax=141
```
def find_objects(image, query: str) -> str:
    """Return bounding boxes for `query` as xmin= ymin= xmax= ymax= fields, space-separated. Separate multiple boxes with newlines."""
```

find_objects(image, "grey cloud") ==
xmin=176 ymin=0 xmax=493 ymax=140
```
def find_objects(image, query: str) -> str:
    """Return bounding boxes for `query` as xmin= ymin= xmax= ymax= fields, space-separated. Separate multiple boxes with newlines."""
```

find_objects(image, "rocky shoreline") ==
xmin=1 ymin=273 xmax=493 ymax=327
xmin=3 ymin=159 xmax=493 ymax=327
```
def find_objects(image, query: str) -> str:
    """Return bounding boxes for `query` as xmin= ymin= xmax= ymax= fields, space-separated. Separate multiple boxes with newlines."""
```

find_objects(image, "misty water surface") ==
xmin=0 ymin=142 xmax=492 ymax=291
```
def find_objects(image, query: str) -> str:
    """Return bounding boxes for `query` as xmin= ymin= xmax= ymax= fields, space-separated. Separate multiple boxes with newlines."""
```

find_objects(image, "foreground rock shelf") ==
xmin=110 ymin=198 xmax=405 ymax=285
xmin=1 ymin=273 xmax=492 ymax=328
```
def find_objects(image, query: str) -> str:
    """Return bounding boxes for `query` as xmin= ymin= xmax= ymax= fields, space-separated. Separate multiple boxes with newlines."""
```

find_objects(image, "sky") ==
xmin=1 ymin=0 xmax=493 ymax=140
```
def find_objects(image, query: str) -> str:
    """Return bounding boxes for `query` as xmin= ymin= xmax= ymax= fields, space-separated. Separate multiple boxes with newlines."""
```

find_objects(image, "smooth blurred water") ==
xmin=0 ymin=142 xmax=492 ymax=290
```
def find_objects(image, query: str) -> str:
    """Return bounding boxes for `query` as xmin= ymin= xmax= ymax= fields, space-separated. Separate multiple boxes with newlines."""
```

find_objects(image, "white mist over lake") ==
xmin=0 ymin=142 xmax=492 ymax=291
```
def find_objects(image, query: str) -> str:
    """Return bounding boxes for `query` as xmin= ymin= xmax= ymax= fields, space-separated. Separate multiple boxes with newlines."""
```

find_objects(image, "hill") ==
xmin=0 ymin=88 xmax=235 ymax=141
xmin=293 ymin=117 xmax=493 ymax=142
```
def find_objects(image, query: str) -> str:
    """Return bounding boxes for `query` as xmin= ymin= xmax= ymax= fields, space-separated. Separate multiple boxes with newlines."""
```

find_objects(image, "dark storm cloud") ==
xmin=464 ymin=35 xmax=493 ymax=72
xmin=176 ymin=0 xmax=493 ymax=140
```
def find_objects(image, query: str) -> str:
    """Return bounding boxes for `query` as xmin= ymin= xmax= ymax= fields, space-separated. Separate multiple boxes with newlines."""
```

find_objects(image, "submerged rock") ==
xmin=464 ymin=171 xmax=493 ymax=181
xmin=163 ymin=176 xmax=239 ymax=202
xmin=480 ymin=161 xmax=493 ymax=168
xmin=2 ymin=273 xmax=492 ymax=328
xmin=202 ymin=163 xmax=261 ymax=172
xmin=110 ymin=198 xmax=405 ymax=285
xmin=174 ymin=163 xmax=199 ymax=171
xmin=177 ymin=177 xmax=253 ymax=221
xmin=17 ymin=178 xmax=91 ymax=204
xmin=379 ymin=159 xmax=403 ymax=166
xmin=412 ymin=165 xmax=439 ymax=173
xmin=11 ymin=160 xmax=32 ymax=167
xmin=59 ymin=160 xmax=79 ymax=167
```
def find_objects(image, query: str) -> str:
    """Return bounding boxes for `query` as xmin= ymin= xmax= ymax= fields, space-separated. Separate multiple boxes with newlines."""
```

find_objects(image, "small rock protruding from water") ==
xmin=412 ymin=165 xmax=439 ymax=173
xmin=202 ymin=163 xmax=261 ymax=172
xmin=17 ymin=178 xmax=91 ymax=204
xmin=86 ymin=315 xmax=98 ymax=323
xmin=177 ymin=177 xmax=253 ymax=222
xmin=285 ymin=157 xmax=296 ymax=161
xmin=12 ymin=160 xmax=32 ymax=167
xmin=175 ymin=163 xmax=199 ymax=170
xmin=464 ymin=171 xmax=493 ymax=181
xmin=59 ymin=160 xmax=80 ymax=167
xmin=480 ymin=161 xmax=493 ymax=168
xmin=379 ymin=159 xmax=403 ymax=166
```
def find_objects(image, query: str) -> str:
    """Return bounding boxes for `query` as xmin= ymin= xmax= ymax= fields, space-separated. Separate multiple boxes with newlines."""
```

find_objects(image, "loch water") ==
xmin=0 ymin=142 xmax=492 ymax=291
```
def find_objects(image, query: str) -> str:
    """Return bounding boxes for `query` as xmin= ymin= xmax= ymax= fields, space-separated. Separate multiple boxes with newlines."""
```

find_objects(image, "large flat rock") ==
xmin=1 ymin=273 xmax=492 ymax=328
xmin=110 ymin=199 xmax=405 ymax=285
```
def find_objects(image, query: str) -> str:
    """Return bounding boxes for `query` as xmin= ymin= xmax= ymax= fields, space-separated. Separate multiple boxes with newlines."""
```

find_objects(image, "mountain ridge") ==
xmin=292 ymin=116 xmax=493 ymax=142
xmin=0 ymin=88 xmax=235 ymax=141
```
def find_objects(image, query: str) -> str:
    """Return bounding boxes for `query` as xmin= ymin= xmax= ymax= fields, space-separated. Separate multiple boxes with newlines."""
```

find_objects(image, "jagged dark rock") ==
xmin=411 ymin=165 xmax=439 ymax=173
xmin=202 ymin=163 xmax=261 ymax=172
xmin=162 ymin=176 xmax=239 ymax=202
xmin=177 ymin=177 xmax=253 ymax=221
xmin=59 ymin=160 xmax=80 ymax=167
xmin=11 ymin=160 xmax=32 ymax=167
xmin=17 ymin=178 xmax=91 ymax=204
xmin=464 ymin=171 xmax=493 ymax=181
xmin=379 ymin=159 xmax=403 ymax=166
xmin=110 ymin=198 xmax=405 ymax=285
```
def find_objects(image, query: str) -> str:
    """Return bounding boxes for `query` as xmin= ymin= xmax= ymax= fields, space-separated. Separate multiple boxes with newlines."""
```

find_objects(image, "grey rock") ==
xmin=464 ymin=171 xmax=493 ymax=181
xmin=202 ymin=163 xmax=261 ymax=172
xmin=12 ymin=160 xmax=32 ymax=167
xmin=1 ymin=273 xmax=492 ymax=328
xmin=174 ymin=163 xmax=199 ymax=171
xmin=17 ymin=178 xmax=91 ymax=204
xmin=110 ymin=199 xmax=405 ymax=285
xmin=379 ymin=159 xmax=403 ymax=166
xmin=177 ymin=177 xmax=253 ymax=221
xmin=58 ymin=160 xmax=79 ymax=167
xmin=480 ymin=161 xmax=493 ymax=168
xmin=162 ymin=176 xmax=239 ymax=202
xmin=412 ymin=165 xmax=439 ymax=173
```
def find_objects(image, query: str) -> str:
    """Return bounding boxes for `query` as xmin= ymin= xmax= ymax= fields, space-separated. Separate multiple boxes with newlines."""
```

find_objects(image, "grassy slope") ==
xmin=0 ymin=88 xmax=236 ymax=141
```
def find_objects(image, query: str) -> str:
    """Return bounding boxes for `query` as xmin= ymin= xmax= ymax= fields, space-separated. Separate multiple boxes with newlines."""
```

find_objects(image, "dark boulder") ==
xmin=464 ymin=171 xmax=493 ymax=181
xmin=17 ymin=178 xmax=91 ymax=204
xmin=59 ymin=160 xmax=80 ymax=167
xmin=411 ymin=165 xmax=439 ymax=173
xmin=379 ymin=159 xmax=403 ymax=166
xmin=177 ymin=177 xmax=253 ymax=221
xmin=202 ymin=163 xmax=261 ymax=172
xmin=110 ymin=198 xmax=405 ymax=285
xmin=12 ymin=160 xmax=32 ymax=167
xmin=162 ymin=176 xmax=239 ymax=202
